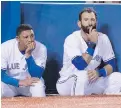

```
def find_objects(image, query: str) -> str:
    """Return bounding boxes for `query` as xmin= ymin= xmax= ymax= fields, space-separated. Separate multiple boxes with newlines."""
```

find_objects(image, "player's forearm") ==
xmin=72 ymin=47 xmax=94 ymax=70
xmin=82 ymin=42 xmax=96 ymax=64
xmin=1 ymin=69 xmax=19 ymax=87
xmin=82 ymin=53 xmax=92 ymax=64
xmin=25 ymin=56 xmax=44 ymax=78
xmin=103 ymin=64 xmax=113 ymax=76
xmin=103 ymin=58 xmax=116 ymax=75
xmin=97 ymin=58 xmax=116 ymax=77
xmin=102 ymin=58 xmax=116 ymax=76
xmin=96 ymin=64 xmax=112 ymax=77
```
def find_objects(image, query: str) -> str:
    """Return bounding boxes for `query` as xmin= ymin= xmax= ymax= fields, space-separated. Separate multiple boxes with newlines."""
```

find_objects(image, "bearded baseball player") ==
xmin=1 ymin=24 xmax=47 ymax=97
xmin=56 ymin=8 xmax=121 ymax=96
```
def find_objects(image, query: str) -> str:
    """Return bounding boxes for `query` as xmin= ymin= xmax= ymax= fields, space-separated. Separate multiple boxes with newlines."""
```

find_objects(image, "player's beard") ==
xmin=81 ymin=24 xmax=96 ymax=34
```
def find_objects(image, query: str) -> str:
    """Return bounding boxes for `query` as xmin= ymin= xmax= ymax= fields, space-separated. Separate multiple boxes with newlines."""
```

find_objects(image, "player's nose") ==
xmin=28 ymin=37 xmax=33 ymax=42
xmin=88 ymin=20 xmax=92 ymax=26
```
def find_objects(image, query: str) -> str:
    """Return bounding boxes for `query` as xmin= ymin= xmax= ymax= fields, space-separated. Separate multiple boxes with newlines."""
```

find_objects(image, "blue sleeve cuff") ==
xmin=72 ymin=56 xmax=87 ymax=70
xmin=1 ymin=70 xmax=19 ymax=87
xmin=86 ymin=47 xmax=94 ymax=56
xmin=25 ymin=56 xmax=34 ymax=64
xmin=86 ymin=42 xmax=96 ymax=56
xmin=97 ymin=68 xmax=107 ymax=77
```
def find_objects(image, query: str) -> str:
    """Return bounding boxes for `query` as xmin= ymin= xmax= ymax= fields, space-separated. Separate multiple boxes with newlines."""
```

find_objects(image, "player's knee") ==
xmin=1 ymin=89 xmax=5 ymax=98
xmin=56 ymin=83 xmax=71 ymax=96
xmin=1 ymin=88 xmax=16 ymax=97
xmin=34 ymin=80 xmax=45 ymax=87
xmin=109 ymin=72 xmax=121 ymax=83
xmin=56 ymin=77 xmax=73 ymax=96
xmin=56 ymin=84 xmax=64 ymax=95
xmin=1 ymin=82 xmax=16 ymax=97
xmin=1 ymin=87 xmax=6 ymax=97
xmin=1 ymin=91 xmax=11 ymax=97
xmin=30 ymin=80 xmax=46 ymax=97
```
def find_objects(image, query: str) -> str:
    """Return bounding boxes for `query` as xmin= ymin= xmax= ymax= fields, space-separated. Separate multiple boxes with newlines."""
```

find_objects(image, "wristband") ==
xmin=86 ymin=47 xmax=94 ymax=56
xmin=98 ymin=68 xmax=107 ymax=77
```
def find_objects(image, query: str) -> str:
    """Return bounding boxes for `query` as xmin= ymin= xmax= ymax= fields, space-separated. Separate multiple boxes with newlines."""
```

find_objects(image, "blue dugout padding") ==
xmin=2 ymin=2 xmax=121 ymax=93
xmin=1 ymin=1 xmax=20 ymax=43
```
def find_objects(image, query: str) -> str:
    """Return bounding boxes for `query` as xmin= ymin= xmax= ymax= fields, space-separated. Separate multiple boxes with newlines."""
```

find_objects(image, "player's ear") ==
xmin=16 ymin=36 xmax=20 ymax=42
xmin=77 ymin=20 xmax=81 ymax=28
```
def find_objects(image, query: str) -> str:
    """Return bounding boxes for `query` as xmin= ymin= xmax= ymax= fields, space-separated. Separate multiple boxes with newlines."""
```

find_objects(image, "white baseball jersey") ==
xmin=59 ymin=30 xmax=115 ymax=76
xmin=1 ymin=39 xmax=47 ymax=80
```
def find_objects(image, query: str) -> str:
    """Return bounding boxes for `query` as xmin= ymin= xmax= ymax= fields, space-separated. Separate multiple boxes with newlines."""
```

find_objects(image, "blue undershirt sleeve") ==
xmin=1 ymin=69 xmax=19 ymax=87
xmin=105 ymin=58 xmax=116 ymax=72
xmin=86 ymin=42 xmax=96 ymax=56
xmin=97 ymin=58 xmax=116 ymax=77
xmin=25 ymin=56 xmax=44 ymax=78
xmin=71 ymin=42 xmax=96 ymax=70
xmin=97 ymin=68 xmax=107 ymax=77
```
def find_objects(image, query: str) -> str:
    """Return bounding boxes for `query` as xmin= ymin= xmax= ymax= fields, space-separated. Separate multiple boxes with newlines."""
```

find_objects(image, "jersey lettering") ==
xmin=8 ymin=63 xmax=20 ymax=70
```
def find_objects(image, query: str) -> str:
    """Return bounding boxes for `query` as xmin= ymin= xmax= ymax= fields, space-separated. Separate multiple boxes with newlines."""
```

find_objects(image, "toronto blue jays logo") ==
xmin=93 ymin=55 xmax=102 ymax=62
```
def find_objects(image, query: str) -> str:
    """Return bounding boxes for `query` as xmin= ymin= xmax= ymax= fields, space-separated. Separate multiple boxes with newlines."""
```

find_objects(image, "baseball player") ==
xmin=56 ymin=8 xmax=121 ymax=96
xmin=1 ymin=24 xmax=47 ymax=97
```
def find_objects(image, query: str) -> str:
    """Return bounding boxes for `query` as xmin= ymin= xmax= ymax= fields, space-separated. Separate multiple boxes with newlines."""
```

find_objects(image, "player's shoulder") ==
xmin=98 ymin=32 xmax=109 ymax=40
xmin=1 ymin=39 xmax=17 ymax=48
xmin=34 ymin=40 xmax=47 ymax=52
xmin=98 ymin=32 xmax=111 ymax=43
xmin=65 ymin=30 xmax=81 ymax=43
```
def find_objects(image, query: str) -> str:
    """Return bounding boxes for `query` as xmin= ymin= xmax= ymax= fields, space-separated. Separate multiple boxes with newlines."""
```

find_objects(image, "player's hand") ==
xmin=19 ymin=77 xmax=39 ymax=87
xmin=87 ymin=27 xmax=98 ymax=43
xmin=87 ymin=70 xmax=99 ymax=83
xmin=25 ymin=41 xmax=36 ymax=58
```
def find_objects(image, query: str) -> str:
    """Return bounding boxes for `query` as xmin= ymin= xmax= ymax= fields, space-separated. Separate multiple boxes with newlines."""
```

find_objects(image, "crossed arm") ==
xmin=71 ymin=30 xmax=116 ymax=81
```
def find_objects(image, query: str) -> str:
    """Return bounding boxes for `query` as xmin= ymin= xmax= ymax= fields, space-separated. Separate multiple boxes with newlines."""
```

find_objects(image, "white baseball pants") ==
xmin=56 ymin=71 xmax=121 ymax=96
